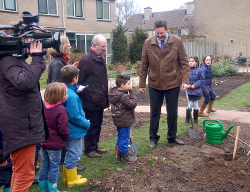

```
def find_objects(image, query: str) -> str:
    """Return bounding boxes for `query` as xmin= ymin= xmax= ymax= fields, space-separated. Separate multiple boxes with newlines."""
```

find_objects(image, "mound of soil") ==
xmin=82 ymin=73 xmax=250 ymax=192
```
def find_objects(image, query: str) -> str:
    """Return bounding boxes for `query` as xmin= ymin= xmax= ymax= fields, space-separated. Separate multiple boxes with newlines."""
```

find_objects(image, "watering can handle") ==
xmin=203 ymin=119 xmax=223 ymax=130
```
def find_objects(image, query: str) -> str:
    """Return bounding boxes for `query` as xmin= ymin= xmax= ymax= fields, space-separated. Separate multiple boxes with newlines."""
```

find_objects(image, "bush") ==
xmin=68 ymin=52 xmax=85 ymax=64
xmin=107 ymin=63 xmax=115 ymax=71
xmin=108 ymin=71 xmax=120 ymax=78
xmin=212 ymin=60 xmax=239 ymax=77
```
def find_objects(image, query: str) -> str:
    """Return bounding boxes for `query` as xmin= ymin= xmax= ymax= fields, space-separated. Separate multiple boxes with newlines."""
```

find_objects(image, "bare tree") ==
xmin=116 ymin=0 xmax=142 ymax=25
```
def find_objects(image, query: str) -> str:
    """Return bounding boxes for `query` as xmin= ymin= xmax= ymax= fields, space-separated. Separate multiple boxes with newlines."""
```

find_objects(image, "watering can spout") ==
xmin=222 ymin=124 xmax=235 ymax=140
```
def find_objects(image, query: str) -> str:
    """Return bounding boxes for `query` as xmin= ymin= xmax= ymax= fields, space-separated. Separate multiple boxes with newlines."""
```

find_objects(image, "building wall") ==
xmin=195 ymin=0 xmax=250 ymax=58
xmin=0 ymin=0 xmax=116 ymax=34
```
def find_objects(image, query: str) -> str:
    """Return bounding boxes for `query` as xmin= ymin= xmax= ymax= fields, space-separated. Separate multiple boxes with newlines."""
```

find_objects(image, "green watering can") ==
xmin=203 ymin=119 xmax=234 ymax=144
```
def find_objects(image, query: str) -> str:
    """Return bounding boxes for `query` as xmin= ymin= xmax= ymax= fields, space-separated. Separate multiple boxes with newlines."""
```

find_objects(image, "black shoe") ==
xmin=148 ymin=141 xmax=157 ymax=149
xmin=168 ymin=139 xmax=185 ymax=145
xmin=77 ymin=165 xmax=85 ymax=172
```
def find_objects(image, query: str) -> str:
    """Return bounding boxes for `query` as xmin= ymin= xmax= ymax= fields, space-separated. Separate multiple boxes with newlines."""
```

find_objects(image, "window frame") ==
xmin=96 ymin=0 xmax=110 ymax=21
xmin=0 ymin=0 xmax=16 ymax=11
xmin=67 ymin=0 xmax=84 ymax=18
xmin=38 ymin=0 xmax=58 ymax=15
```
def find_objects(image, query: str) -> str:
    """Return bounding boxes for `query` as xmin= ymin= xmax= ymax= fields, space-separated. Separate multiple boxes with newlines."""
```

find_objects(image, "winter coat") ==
xmin=187 ymin=66 xmax=205 ymax=97
xmin=78 ymin=48 xmax=109 ymax=110
xmin=108 ymin=87 xmax=137 ymax=128
xmin=63 ymin=84 xmax=90 ymax=140
xmin=40 ymin=104 xmax=69 ymax=150
xmin=0 ymin=56 xmax=48 ymax=155
xmin=200 ymin=63 xmax=213 ymax=94
xmin=139 ymin=33 xmax=190 ymax=90
xmin=0 ymin=128 xmax=12 ymax=170
xmin=47 ymin=56 xmax=67 ymax=83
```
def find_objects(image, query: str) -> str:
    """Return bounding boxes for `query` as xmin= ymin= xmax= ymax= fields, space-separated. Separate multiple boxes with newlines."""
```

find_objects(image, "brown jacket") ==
xmin=108 ymin=88 xmax=137 ymax=128
xmin=139 ymin=33 xmax=190 ymax=90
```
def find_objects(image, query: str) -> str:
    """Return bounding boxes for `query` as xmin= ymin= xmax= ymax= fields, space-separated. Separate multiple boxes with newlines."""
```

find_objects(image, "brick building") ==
xmin=0 ymin=0 xmax=116 ymax=62
xmin=195 ymin=0 xmax=250 ymax=59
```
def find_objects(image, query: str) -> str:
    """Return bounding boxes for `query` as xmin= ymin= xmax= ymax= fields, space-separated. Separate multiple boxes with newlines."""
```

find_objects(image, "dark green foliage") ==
xmin=212 ymin=60 xmax=238 ymax=77
xmin=129 ymin=27 xmax=148 ymax=64
xmin=111 ymin=25 xmax=128 ymax=64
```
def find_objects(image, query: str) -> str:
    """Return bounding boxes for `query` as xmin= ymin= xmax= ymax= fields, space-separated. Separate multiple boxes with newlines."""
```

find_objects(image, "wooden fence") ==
xmin=184 ymin=42 xmax=217 ymax=60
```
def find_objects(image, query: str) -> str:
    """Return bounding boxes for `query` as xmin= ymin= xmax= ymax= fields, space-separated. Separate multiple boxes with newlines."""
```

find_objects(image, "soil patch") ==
xmin=82 ymin=73 xmax=250 ymax=192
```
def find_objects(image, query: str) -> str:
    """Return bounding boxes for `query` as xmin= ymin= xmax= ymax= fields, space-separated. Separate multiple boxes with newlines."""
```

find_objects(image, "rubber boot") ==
xmin=63 ymin=165 xmax=82 ymax=184
xmin=47 ymin=182 xmax=67 ymax=192
xmin=193 ymin=109 xmax=199 ymax=124
xmin=65 ymin=167 xmax=87 ymax=187
xmin=38 ymin=180 xmax=48 ymax=192
xmin=115 ymin=146 xmax=121 ymax=162
xmin=207 ymin=101 xmax=217 ymax=113
xmin=3 ymin=188 xmax=11 ymax=192
xmin=198 ymin=103 xmax=209 ymax=117
xmin=119 ymin=151 xmax=137 ymax=163
xmin=185 ymin=109 xmax=192 ymax=124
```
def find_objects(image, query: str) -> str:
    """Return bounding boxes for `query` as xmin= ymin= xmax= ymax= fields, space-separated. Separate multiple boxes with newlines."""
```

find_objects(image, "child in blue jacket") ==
xmin=185 ymin=56 xmax=205 ymax=124
xmin=61 ymin=65 xmax=90 ymax=188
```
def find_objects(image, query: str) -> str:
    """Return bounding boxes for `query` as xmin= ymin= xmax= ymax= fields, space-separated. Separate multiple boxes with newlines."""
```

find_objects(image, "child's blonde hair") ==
xmin=44 ymin=82 xmax=67 ymax=104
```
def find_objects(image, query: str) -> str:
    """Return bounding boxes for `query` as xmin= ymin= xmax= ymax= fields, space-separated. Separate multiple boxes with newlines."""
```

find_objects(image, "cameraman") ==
xmin=0 ymin=40 xmax=48 ymax=192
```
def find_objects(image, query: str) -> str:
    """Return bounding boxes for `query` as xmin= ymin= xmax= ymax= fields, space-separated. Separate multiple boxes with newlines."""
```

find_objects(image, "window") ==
xmin=67 ymin=0 xmax=83 ymax=17
xmin=76 ymin=34 xmax=94 ymax=53
xmin=96 ymin=0 xmax=110 ymax=20
xmin=0 ymin=0 xmax=16 ymax=11
xmin=38 ymin=0 xmax=57 ymax=15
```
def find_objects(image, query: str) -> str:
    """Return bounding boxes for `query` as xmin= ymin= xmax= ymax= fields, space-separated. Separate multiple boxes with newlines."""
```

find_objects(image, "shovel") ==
xmin=128 ymin=128 xmax=138 ymax=156
xmin=185 ymin=91 xmax=199 ymax=138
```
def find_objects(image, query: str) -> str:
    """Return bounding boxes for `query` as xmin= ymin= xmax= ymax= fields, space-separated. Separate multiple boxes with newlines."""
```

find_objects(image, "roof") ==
xmin=124 ymin=9 xmax=195 ymax=32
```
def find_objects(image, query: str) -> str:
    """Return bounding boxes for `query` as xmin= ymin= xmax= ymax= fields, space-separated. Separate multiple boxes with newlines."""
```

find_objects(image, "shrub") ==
xmin=68 ymin=52 xmax=85 ymax=64
xmin=108 ymin=71 xmax=120 ymax=78
xmin=212 ymin=60 xmax=239 ymax=77
xmin=107 ymin=63 xmax=115 ymax=71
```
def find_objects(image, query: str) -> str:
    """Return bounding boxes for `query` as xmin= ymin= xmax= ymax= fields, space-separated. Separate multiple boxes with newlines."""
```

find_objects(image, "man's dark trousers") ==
xmin=149 ymin=86 xmax=180 ymax=142
xmin=84 ymin=109 xmax=104 ymax=154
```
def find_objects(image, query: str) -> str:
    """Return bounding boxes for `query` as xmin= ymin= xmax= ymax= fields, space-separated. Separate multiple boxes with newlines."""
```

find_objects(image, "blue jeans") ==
xmin=39 ymin=148 xmax=61 ymax=183
xmin=203 ymin=90 xmax=216 ymax=104
xmin=64 ymin=138 xmax=82 ymax=169
xmin=116 ymin=126 xmax=131 ymax=154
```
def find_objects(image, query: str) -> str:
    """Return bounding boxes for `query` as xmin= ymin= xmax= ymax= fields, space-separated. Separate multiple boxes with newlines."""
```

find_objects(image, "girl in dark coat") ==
xmin=39 ymin=82 xmax=69 ymax=192
xmin=199 ymin=55 xmax=217 ymax=117
xmin=185 ymin=56 xmax=205 ymax=124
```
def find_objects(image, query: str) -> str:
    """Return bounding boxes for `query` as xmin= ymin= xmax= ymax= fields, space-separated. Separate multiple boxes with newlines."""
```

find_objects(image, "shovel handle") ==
xmin=185 ymin=90 xmax=190 ymax=109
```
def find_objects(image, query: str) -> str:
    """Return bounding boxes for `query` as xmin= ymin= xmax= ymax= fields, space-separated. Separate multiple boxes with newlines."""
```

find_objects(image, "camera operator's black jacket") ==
xmin=0 ymin=55 xmax=49 ymax=155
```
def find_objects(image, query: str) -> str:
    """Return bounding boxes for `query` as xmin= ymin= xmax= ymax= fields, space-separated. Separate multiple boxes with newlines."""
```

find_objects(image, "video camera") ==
xmin=0 ymin=11 xmax=61 ymax=58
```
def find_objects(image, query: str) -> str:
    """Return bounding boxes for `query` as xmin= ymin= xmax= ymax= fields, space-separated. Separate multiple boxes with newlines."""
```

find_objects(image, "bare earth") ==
xmin=81 ymin=73 xmax=250 ymax=192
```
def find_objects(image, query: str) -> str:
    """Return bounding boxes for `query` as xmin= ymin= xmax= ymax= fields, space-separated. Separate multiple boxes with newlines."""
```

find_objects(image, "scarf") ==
xmin=62 ymin=54 xmax=70 ymax=63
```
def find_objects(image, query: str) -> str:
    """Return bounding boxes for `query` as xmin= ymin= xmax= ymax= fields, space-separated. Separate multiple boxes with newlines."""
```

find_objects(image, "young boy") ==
xmin=61 ymin=65 xmax=90 ymax=187
xmin=108 ymin=75 xmax=137 ymax=163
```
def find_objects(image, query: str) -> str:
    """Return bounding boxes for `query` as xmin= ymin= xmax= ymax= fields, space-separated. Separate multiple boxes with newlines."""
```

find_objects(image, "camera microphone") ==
xmin=26 ymin=33 xmax=52 ymax=39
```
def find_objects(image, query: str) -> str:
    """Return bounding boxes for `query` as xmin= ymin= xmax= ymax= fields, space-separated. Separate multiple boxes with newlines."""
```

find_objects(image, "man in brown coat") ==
xmin=139 ymin=20 xmax=190 ymax=149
